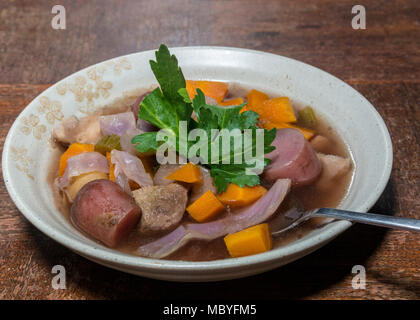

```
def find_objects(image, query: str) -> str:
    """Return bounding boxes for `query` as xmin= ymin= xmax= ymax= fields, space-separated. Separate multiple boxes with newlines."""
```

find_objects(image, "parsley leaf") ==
xmin=149 ymin=44 xmax=192 ymax=121
xmin=189 ymin=88 xmax=276 ymax=192
xmin=131 ymin=132 xmax=159 ymax=153
xmin=132 ymin=44 xmax=192 ymax=153
xmin=132 ymin=44 xmax=277 ymax=193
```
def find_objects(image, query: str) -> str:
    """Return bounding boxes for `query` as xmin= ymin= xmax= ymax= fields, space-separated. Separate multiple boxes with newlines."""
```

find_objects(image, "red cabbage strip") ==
xmin=99 ymin=112 xmax=136 ymax=136
xmin=56 ymin=152 xmax=109 ymax=190
xmin=110 ymin=150 xmax=153 ymax=188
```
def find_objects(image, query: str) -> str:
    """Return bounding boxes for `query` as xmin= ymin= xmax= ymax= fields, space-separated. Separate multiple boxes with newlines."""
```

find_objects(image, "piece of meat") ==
xmin=189 ymin=166 xmax=217 ymax=204
xmin=310 ymin=135 xmax=331 ymax=154
xmin=53 ymin=114 xmax=102 ymax=145
xmin=71 ymin=179 xmax=141 ymax=247
xmin=315 ymin=153 xmax=352 ymax=191
xmin=132 ymin=183 xmax=188 ymax=235
xmin=264 ymin=128 xmax=322 ymax=186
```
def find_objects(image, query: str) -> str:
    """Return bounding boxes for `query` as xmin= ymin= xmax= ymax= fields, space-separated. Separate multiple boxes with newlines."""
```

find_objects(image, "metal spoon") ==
xmin=270 ymin=207 xmax=420 ymax=236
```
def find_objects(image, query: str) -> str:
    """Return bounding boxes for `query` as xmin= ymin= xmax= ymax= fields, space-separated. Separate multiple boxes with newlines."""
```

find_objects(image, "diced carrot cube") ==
xmin=106 ymin=152 xmax=115 ymax=182
xmin=219 ymin=97 xmax=245 ymax=107
xmin=186 ymin=190 xmax=225 ymax=222
xmin=165 ymin=162 xmax=202 ymax=183
xmin=186 ymin=80 xmax=228 ymax=103
xmin=246 ymin=89 xmax=269 ymax=109
xmin=217 ymin=184 xmax=267 ymax=208
xmin=224 ymin=223 xmax=273 ymax=258
xmin=261 ymin=97 xmax=297 ymax=123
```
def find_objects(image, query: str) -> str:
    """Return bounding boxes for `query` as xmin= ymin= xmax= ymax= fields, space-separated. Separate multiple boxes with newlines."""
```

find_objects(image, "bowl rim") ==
xmin=2 ymin=45 xmax=393 ymax=273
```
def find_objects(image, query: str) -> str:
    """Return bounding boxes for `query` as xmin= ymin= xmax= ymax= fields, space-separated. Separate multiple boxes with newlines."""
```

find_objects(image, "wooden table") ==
xmin=0 ymin=0 xmax=419 ymax=300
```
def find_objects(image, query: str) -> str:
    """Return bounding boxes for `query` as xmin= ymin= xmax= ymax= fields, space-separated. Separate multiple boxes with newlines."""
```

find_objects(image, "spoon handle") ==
xmin=314 ymin=208 xmax=420 ymax=232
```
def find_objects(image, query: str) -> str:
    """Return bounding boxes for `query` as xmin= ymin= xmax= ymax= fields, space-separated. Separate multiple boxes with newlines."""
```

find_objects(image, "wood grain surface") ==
xmin=0 ymin=0 xmax=419 ymax=300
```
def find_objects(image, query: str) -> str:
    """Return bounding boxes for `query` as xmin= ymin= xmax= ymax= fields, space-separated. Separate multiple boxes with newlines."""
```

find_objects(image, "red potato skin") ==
xmin=71 ymin=179 xmax=141 ymax=247
xmin=264 ymin=128 xmax=322 ymax=186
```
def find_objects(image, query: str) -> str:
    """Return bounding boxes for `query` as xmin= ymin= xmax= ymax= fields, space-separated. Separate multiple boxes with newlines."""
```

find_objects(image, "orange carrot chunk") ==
xmin=262 ymin=97 xmax=297 ymax=123
xmin=186 ymin=190 xmax=225 ymax=222
xmin=106 ymin=152 xmax=116 ymax=182
xmin=246 ymin=89 xmax=268 ymax=109
xmin=219 ymin=97 xmax=245 ymax=107
xmin=59 ymin=143 xmax=95 ymax=176
xmin=217 ymin=184 xmax=267 ymax=208
xmin=186 ymin=80 xmax=228 ymax=103
xmin=165 ymin=162 xmax=202 ymax=183
xmin=249 ymin=97 xmax=296 ymax=124
xmin=224 ymin=223 xmax=273 ymax=258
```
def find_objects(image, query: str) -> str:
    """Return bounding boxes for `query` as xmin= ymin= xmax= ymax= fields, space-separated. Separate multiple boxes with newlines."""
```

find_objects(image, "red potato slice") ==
xmin=264 ymin=128 xmax=322 ymax=186
xmin=71 ymin=179 xmax=141 ymax=247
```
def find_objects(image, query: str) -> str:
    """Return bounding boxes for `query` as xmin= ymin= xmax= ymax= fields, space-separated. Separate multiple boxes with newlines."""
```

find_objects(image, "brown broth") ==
xmin=49 ymin=84 xmax=354 ymax=262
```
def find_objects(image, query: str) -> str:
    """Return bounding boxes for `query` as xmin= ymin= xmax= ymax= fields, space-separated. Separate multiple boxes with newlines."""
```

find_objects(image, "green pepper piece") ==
xmin=94 ymin=134 xmax=121 ymax=154
xmin=298 ymin=107 xmax=317 ymax=127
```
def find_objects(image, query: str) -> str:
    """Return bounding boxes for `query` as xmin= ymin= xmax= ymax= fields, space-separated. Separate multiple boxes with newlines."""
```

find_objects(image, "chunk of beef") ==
xmin=310 ymin=135 xmax=331 ymax=154
xmin=132 ymin=183 xmax=188 ymax=235
xmin=53 ymin=114 xmax=102 ymax=145
xmin=315 ymin=153 xmax=352 ymax=191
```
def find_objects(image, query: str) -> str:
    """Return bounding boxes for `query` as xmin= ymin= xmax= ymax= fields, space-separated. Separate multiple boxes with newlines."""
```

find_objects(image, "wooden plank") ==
xmin=0 ymin=0 xmax=418 ymax=83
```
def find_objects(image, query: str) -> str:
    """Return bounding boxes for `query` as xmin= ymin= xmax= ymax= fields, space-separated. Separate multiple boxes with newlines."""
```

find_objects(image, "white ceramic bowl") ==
xmin=2 ymin=47 xmax=393 ymax=281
